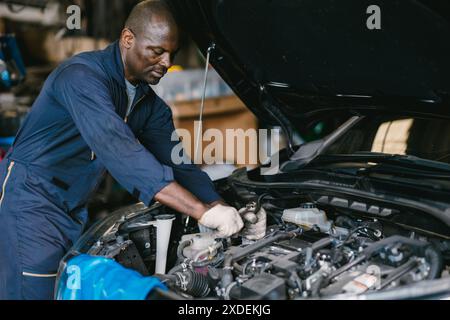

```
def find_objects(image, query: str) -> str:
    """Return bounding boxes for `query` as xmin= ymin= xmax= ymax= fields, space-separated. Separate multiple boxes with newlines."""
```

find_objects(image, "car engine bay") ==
xmin=79 ymin=169 xmax=450 ymax=300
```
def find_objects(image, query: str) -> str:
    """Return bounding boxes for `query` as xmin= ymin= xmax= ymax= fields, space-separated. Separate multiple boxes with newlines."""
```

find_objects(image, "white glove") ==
xmin=239 ymin=206 xmax=267 ymax=240
xmin=199 ymin=205 xmax=244 ymax=238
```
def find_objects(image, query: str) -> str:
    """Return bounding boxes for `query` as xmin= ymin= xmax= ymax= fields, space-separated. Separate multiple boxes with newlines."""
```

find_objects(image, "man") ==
xmin=0 ymin=1 xmax=246 ymax=300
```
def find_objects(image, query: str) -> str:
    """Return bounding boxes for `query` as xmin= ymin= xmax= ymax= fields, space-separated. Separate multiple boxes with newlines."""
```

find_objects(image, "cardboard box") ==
xmin=20 ymin=28 xmax=109 ymax=64
xmin=170 ymin=95 xmax=258 ymax=168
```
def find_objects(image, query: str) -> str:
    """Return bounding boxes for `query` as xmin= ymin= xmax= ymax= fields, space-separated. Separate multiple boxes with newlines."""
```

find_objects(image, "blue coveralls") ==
xmin=0 ymin=41 xmax=220 ymax=300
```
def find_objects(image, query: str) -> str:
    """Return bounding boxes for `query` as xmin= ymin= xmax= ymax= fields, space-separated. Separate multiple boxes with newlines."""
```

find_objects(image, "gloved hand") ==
xmin=199 ymin=204 xmax=244 ymax=238
xmin=239 ymin=204 xmax=267 ymax=240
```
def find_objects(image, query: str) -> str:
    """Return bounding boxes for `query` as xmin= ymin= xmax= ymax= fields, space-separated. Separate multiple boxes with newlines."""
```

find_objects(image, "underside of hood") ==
xmin=166 ymin=0 xmax=450 ymax=130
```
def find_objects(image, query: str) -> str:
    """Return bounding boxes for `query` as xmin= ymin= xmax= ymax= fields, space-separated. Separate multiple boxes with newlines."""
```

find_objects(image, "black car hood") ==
xmin=166 ymin=0 xmax=450 ymax=128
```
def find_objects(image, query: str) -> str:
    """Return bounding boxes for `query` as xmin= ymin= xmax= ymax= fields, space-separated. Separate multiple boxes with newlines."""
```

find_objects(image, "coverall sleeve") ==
xmin=138 ymin=96 xmax=221 ymax=204
xmin=52 ymin=64 xmax=175 ymax=206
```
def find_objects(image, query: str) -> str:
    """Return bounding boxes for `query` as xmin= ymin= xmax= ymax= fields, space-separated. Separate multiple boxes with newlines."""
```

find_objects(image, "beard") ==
xmin=134 ymin=65 xmax=165 ymax=85
xmin=145 ymin=71 xmax=164 ymax=85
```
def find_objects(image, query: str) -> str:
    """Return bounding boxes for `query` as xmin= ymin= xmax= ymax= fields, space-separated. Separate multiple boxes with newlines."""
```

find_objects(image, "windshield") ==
xmin=322 ymin=116 xmax=450 ymax=166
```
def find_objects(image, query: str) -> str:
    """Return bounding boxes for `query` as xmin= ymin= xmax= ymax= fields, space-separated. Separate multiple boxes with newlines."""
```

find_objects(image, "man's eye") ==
xmin=152 ymin=48 xmax=164 ymax=55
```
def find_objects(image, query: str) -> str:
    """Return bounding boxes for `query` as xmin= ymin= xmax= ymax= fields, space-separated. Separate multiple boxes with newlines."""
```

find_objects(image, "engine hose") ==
xmin=254 ymin=193 xmax=270 ymax=213
xmin=177 ymin=240 xmax=193 ymax=261
xmin=221 ymin=231 xmax=297 ymax=289
xmin=232 ymin=262 xmax=244 ymax=273
xmin=362 ymin=236 xmax=429 ymax=257
xmin=174 ymin=270 xmax=211 ymax=298
xmin=379 ymin=258 xmax=419 ymax=290
xmin=232 ymin=231 xmax=297 ymax=263
xmin=425 ymin=246 xmax=444 ymax=280
xmin=168 ymin=264 xmax=185 ymax=275
xmin=327 ymin=236 xmax=441 ymax=282
xmin=192 ymin=253 xmax=224 ymax=268
xmin=335 ymin=216 xmax=358 ymax=229
xmin=169 ymin=256 xmax=224 ymax=274
xmin=311 ymin=237 xmax=334 ymax=251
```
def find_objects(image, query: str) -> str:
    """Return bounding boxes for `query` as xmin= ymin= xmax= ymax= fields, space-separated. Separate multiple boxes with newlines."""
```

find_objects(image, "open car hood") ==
xmin=166 ymin=0 xmax=450 ymax=130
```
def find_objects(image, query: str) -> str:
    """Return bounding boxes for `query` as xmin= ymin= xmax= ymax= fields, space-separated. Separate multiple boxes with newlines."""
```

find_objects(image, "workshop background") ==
xmin=0 ymin=0 xmax=319 ymax=225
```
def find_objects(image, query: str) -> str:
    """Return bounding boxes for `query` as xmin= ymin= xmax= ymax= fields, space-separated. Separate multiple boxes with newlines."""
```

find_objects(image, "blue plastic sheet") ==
xmin=56 ymin=254 xmax=167 ymax=300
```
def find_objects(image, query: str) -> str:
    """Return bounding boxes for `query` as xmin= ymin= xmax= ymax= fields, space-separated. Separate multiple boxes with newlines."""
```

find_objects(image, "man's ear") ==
xmin=121 ymin=28 xmax=134 ymax=49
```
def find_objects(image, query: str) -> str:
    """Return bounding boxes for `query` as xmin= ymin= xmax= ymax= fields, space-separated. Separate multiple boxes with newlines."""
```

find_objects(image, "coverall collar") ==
xmin=108 ymin=41 xmax=127 ymax=88
xmin=109 ymin=41 xmax=152 ymax=97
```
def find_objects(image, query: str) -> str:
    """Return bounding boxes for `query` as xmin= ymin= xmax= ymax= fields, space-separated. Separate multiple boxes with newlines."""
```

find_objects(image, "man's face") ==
xmin=121 ymin=17 xmax=179 ymax=85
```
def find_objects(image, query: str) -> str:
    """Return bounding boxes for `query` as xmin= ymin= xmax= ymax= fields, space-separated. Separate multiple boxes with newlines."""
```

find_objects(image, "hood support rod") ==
xmin=194 ymin=43 xmax=216 ymax=162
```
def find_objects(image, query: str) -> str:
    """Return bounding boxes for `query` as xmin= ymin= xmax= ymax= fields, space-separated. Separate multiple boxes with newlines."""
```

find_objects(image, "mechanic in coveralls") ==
xmin=0 ymin=1 xmax=264 ymax=300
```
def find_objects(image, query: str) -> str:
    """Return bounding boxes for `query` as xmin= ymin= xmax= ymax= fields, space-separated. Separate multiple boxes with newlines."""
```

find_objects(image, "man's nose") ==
xmin=160 ymin=52 xmax=172 ymax=70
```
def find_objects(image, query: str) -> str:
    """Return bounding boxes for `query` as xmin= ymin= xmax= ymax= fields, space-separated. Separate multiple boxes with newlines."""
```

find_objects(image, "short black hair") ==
xmin=125 ymin=0 xmax=177 ymax=37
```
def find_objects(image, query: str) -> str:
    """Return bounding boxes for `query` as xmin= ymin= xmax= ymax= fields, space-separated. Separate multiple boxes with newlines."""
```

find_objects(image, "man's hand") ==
xmin=154 ymin=182 xmax=243 ymax=237
xmin=239 ymin=206 xmax=267 ymax=240
xmin=199 ymin=205 xmax=244 ymax=238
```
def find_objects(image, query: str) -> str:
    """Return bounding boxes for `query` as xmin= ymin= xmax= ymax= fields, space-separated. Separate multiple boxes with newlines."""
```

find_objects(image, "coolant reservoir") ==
xmin=282 ymin=203 xmax=349 ymax=236
xmin=282 ymin=203 xmax=331 ymax=231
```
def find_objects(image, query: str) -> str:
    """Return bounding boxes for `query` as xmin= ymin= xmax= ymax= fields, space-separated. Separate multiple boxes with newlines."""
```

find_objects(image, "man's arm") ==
xmin=154 ymin=181 xmax=210 ymax=220
xmin=53 ymin=64 xmax=175 ymax=206
xmin=154 ymin=182 xmax=227 ymax=219
xmin=138 ymin=95 xmax=223 ymax=204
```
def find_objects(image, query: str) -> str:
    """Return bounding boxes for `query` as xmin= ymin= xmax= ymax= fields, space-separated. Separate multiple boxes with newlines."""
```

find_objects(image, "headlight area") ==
xmin=54 ymin=202 xmax=189 ymax=300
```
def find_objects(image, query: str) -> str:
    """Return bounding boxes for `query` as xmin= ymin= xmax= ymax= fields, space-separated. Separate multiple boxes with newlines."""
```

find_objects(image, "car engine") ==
xmin=158 ymin=202 xmax=443 ymax=299
xmin=85 ymin=196 xmax=448 ymax=300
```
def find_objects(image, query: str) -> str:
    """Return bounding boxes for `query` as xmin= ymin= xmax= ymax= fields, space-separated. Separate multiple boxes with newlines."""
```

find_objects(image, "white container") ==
xmin=282 ymin=204 xmax=330 ymax=230
xmin=282 ymin=204 xmax=349 ymax=237
xmin=155 ymin=215 xmax=176 ymax=274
